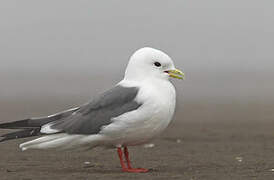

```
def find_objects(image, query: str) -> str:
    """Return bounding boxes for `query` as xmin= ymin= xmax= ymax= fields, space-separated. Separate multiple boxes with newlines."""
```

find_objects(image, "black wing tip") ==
xmin=0 ymin=128 xmax=41 ymax=143
xmin=0 ymin=122 xmax=11 ymax=129
xmin=0 ymin=119 xmax=30 ymax=129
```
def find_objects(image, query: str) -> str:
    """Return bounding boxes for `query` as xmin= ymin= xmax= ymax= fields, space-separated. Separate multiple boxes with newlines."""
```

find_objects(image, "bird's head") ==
xmin=124 ymin=47 xmax=185 ymax=82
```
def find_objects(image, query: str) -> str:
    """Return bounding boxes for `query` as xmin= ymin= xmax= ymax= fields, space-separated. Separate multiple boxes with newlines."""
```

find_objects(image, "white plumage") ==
xmin=20 ymin=47 xmax=180 ymax=151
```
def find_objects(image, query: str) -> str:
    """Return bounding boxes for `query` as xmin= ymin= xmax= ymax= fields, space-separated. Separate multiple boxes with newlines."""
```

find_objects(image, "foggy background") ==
xmin=0 ymin=0 xmax=273 ymax=122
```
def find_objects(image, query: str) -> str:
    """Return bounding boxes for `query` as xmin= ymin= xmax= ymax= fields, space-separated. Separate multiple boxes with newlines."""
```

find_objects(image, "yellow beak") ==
xmin=166 ymin=68 xmax=185 ymax=80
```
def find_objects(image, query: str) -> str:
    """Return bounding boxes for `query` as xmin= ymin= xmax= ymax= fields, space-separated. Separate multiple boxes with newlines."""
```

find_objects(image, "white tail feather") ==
xmin=19 ymin=134 xmax=105 ymax=151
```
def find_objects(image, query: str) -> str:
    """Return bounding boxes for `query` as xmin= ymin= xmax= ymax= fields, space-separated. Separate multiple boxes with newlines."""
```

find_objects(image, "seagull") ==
xmin=0 ymin=47 xmax=185 ymax=173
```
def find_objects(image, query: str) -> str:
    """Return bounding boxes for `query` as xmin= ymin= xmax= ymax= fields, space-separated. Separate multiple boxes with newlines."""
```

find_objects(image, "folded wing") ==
xmin=0 ymin=85 xmax=141 ymax=142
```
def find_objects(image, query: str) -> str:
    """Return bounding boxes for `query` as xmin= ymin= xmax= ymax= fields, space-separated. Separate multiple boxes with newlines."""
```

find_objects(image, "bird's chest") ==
xmin=137 ymin=81 xmax=176 ymax=135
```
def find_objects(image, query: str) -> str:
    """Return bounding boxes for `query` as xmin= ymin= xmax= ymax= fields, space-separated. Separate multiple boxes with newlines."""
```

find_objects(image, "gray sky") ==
xmin=0 ymin=0 xmax=273 ymax=102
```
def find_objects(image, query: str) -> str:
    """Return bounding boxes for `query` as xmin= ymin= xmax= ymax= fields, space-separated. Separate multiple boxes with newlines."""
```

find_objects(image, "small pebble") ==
xmin=144 ymin=143 xmax=155 ymax=148
xmin=176 ymin=139 xmax=182 ymax=143
xmin=235 ymin=157 xmax=243 ymax=162
xmin=84 ymin=161 xmax=91 ymax=165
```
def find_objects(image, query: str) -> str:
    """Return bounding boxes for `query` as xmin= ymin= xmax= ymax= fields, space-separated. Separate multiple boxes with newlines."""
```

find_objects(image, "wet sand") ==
xmin=1 ymin=100 xmax=274 ymax=180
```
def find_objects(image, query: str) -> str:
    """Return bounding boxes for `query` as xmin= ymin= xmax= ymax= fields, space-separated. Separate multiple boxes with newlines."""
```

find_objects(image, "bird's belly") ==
xmin=129 ymin=106 xmax=174 ymax=146
xmin=126 ymin=112 xmax=173 ymax=146
xmin=103 ymin=114 xmax=173 ymax=147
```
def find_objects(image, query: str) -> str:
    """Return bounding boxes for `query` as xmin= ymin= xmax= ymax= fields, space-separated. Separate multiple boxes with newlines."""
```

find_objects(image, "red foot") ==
xmin=117 ymin=147 xmax=149 ymax=173
xmin=122 ymin=168 xmax=149 ymax=173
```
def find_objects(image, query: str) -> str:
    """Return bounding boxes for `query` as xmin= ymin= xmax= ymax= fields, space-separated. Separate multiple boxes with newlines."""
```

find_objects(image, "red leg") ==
xmin=116 ymin=146 xmax=149 ymax=173
xmin=117 ymin=147 xmax=127 ymax=170
xmin=123 ymin=146 xmax=132 ymax=169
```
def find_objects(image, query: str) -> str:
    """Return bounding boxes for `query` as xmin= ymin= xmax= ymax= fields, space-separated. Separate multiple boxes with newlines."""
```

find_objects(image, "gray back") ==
xmin=51 ymin=85 xmax=141 ymax=135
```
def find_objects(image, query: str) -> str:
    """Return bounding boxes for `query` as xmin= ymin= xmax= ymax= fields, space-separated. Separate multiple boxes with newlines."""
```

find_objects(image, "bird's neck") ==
xmin=120 ymin=77 xmax=175 ymax=91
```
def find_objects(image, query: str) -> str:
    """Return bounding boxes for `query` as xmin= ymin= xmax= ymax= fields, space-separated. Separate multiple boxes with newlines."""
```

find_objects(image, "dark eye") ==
xmin=154 ymin=62 xmax=161 ymax=67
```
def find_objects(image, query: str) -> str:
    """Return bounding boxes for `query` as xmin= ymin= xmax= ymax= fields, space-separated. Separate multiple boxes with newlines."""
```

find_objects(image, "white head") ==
xmin=124 ymin=47 xmax=184 ymax=82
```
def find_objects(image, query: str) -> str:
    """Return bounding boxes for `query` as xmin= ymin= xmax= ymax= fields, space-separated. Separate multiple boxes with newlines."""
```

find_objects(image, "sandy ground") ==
xmin=1 ymin=100 xmax=274 ymax=180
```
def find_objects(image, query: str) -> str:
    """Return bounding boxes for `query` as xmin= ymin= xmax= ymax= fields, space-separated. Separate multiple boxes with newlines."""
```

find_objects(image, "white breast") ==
xmin=136 ymin=79 xmax=176 ymax=135
xmin=100 ymin=79 xmax=176 ymax=146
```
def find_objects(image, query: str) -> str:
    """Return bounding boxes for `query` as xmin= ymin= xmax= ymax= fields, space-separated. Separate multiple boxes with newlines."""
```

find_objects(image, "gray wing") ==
xmin=50 ymin=85 xmax=141 ymax=135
